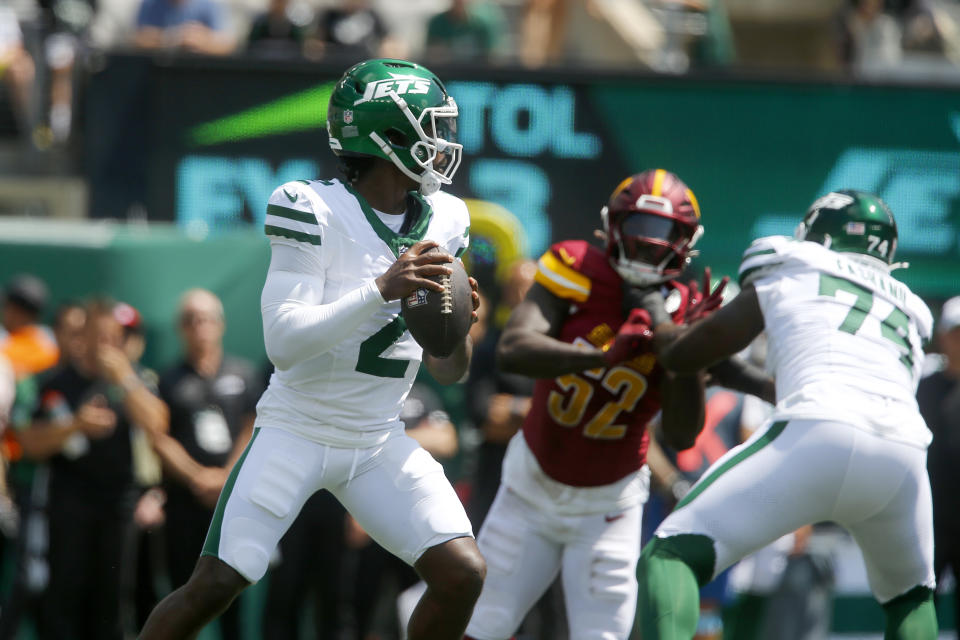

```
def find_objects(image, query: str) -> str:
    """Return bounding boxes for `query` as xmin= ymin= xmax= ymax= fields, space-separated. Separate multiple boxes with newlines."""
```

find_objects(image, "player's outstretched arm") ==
xmin=707 ymin=357 xmax=775 ymax=405
xmin=496 ymin=283 xmax=609 ymax=378
xmin=651 ymin=286 xmax=766 ymax=374
xmin=659 ymin=369 xmax=706 ymax=451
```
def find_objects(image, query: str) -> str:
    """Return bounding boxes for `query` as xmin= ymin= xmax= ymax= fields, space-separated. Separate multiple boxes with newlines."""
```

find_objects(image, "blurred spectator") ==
xmin=0 ymin=6 xmax=35 ymax=138
xmin=917 ymin=296 xmax=960 ymax=639
xmin=518 ymin=0 xmax=568 ymax=68
xmin=0 ymin=353 xmax=15 ymax=531
xmin=838 ymin=0 xmax=903 ymax=75
xmin=133 ymin=0 xmax=235 ymax=56
xmin=15 ymin=299 xmax=167 ymax=640
xmin=149 ymin=289 xmax=259 ymax=640
xmin=34 ymin=0 xmax=95 ymax=146
xmin=690 ymin=0 xmax=737 ymax=69
xmin=0 ymin=353 xmax=13 ymax=434
xmin=246 ymin=0 xmax=311 ymax=59
xmin=114 ymin=301 xmax=146 ymax=364
xmin=314 ymin=0 xmax=402 ymax=61
xmin=87 ymin=0 xmax=141 ymax=51
xmin=0 ymin=301 xmax=87 ymax=640
xmin=50 ymin=302 xmax=86 ymax=369
xmin=425 ymin=0 xmax=506 ymax=63
xmin=0 ymin=275 xmax=58 ymax=380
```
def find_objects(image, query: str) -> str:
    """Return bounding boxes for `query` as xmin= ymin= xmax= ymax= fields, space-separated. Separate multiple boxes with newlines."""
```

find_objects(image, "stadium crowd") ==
xmin=3 ymin=0 xmax=960 ymax=148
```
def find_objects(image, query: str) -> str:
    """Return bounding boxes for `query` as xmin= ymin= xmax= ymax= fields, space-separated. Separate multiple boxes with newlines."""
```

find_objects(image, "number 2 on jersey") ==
xmin=547 ymin=366 xmax=648 ymax=440
xmin=819 ymin=273 xmax=914 ymax=370
xmin=356 ymin=317 xmax=409 ymax=378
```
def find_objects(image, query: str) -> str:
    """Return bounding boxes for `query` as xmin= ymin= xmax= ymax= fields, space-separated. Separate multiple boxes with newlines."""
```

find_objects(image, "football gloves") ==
xmin=603 ymin=308 xmax=654 ymax=367
xmin=684 ymin=267 xmax=729 ymax=325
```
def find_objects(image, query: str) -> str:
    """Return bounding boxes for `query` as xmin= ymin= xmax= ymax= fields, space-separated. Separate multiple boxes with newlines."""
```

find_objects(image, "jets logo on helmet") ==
xmin=353 ymin=74 xmax=432 ymax=105
xmin=795 ymin=189 xmax=901 ymax=268
xmin=326 ymin=59 xmax=462 ymax=196
xmin=600 ymin=169 xmax=704 ymax=286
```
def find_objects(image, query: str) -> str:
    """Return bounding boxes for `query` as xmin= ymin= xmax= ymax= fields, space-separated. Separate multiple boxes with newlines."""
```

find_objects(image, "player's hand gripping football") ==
xmin=603 ymin=309 xmax=653 ymax=367
xmin=375 ymin=240 xmax=453 ymax=301
xmin=684 ymin=267 xmax=729 ymax=325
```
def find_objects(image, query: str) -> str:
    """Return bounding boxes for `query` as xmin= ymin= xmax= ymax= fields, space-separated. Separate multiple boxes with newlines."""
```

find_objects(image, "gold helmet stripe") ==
xmin=686 ymin=188 xmax=701 ymax=219
xmin=651 ymin=169 xmax=667 ymax=197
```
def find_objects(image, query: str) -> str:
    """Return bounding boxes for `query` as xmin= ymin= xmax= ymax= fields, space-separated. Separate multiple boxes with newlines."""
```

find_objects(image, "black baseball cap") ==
xmin=3 ymin=274 xmax=49 ymax=315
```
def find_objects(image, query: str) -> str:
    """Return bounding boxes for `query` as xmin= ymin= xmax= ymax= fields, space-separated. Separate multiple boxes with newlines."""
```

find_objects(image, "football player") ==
xmin=464 ymin=170 xmax=773 ymax=639
xmin=140 ymin=59 xmax=484 ymax=640
xmin=633 ymin=190 xmax=937 ymax=639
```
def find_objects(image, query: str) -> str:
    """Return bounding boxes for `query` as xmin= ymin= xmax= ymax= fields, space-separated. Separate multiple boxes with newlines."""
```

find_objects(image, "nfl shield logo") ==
xmin=343 ymin=109 xmax=354 ymax=124
xmin=405 ymin=289 xmax=429 ymax=308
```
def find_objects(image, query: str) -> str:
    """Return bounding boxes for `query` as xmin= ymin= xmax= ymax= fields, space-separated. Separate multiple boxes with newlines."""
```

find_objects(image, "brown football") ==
xmin=401 ymin=249 xmax=473 ymax=358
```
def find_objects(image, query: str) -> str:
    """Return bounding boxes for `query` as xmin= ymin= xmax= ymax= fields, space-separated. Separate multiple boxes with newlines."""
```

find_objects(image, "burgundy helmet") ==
xmin=601 ymin=169 xmax=703 ymax=286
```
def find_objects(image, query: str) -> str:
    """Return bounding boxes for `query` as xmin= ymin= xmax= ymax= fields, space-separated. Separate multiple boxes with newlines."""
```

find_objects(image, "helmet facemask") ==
xmin=368 ymin=92 xmax=462 ymax=196
xmin=602 ymin=193 xmax=703 ymax=286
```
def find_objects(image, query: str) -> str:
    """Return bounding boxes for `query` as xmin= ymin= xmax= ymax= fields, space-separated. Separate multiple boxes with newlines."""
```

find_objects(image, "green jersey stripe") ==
xmin=738 ymin=261 xmax=782 ymax=286
xmin=675 ymin=420 xmax=788 ymax=510
xmin=201 ymin=427 xmax=261 ymax=558
xmin=267 ymin=204 xmax=316 ymax=224
xmin=265 ymin=224 xmax=322 ymax=245
xmin=742 ymin=247 xmax=777 ymax=260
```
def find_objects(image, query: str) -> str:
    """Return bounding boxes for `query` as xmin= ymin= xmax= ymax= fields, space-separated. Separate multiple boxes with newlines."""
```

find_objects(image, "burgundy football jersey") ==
xmin=523 ymin=239 xmax=692 ymax=487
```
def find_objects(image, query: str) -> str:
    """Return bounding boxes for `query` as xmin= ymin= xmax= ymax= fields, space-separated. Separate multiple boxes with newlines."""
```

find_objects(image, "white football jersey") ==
xmin=739 ymin=236 xmax=933 ymax=448
xmin=256 ymin=178 xmax=470 ymax=447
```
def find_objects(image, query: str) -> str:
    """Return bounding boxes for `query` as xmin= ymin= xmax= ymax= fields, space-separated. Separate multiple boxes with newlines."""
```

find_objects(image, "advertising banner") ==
xmin=86 ymin=56 xmax=960 ymax=297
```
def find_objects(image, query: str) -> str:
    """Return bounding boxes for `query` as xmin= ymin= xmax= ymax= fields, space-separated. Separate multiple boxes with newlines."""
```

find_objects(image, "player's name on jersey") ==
xmin=833 ymin=255 xmax=907 ymax=305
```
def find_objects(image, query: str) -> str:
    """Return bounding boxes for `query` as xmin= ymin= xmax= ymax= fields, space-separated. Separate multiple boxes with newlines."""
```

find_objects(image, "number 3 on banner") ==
xmin=546 ymin=366 xmax=648 ymax=440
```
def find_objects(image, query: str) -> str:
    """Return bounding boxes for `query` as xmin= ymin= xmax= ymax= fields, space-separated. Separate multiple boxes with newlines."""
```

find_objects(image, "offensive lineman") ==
xmin=140 ymin=59 xmax=485 ymax=640
xmin=465 ymin=170 xmax=773 ymax=639
xmin=634 ymin=190 xmax=938 ymax=639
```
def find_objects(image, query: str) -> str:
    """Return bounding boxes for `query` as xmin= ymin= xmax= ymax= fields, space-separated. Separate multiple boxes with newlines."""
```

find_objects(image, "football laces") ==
xmin=440 ymin=274 xmax=453 ymax=315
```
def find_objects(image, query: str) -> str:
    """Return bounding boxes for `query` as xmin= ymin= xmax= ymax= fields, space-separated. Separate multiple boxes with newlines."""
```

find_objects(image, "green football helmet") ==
xmin=795 ymin=189 xmax=898 ymax=265
xmin=327 ymin=58 xmax=462 ymax=195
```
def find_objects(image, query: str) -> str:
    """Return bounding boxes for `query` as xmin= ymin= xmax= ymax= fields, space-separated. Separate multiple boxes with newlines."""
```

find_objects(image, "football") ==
xmin=401 ymin=249 xmax=473 ymax=358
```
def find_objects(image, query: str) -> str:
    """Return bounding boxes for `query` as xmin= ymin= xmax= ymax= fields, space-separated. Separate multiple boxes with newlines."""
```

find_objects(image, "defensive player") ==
xmin=634 ymin=190 xmax=938 ymax=639
xmin=464 ymin=170 xmax=771 ymax=639
xmin=140 ymin=59 xmax=485 ymax=640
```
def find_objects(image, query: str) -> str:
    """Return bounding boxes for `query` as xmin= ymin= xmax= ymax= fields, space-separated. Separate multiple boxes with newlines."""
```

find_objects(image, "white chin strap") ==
xmin=419 ymin=171 xmax=442 ymax=196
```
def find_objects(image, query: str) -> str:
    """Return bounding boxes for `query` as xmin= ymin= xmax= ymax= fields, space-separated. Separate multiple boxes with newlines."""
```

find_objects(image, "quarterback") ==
xmin=140 ymin=59 xmax=485 ymax=640
xmin=634 ymin=190 xmax=938 ymax=639
xmin=465 ymin=170 xmax=772 ymax=639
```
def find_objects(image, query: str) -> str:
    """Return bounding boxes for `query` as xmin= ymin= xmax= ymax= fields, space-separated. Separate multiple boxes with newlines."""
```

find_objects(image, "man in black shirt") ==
xmin=18 ymin=299 xmax=168 ymax=640
xmin=151 ymin=289 xmax=261 ymax=640
xmin=917 ymin=296 xmax=960 ymax=639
